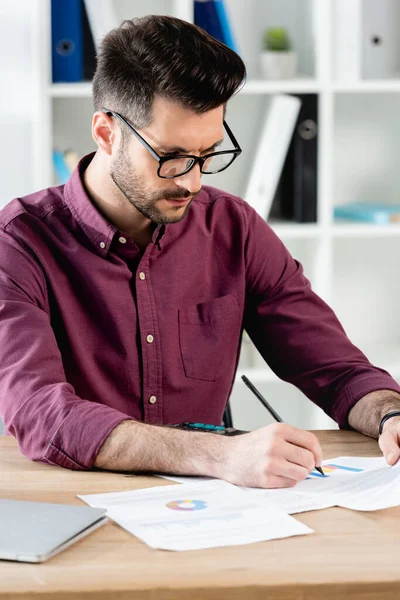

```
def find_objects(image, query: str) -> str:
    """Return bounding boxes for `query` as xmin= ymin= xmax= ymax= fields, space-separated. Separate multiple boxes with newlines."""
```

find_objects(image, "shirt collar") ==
xmin=64 ymin=152 xmax=116 ymax=257
xmin=64 ymin=152 xmax=169 ymax=256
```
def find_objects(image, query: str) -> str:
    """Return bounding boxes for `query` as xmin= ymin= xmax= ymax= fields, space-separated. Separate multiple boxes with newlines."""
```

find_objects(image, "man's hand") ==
xmin=348 ymin=390 xmax=400 ymax=466
xmin=378 ymin=416 xmax=400 ymax=466
xmin=95 ymin=420 xmax=323 ymax=488
xmin=216 ymin=423 xmax=323 ymax=488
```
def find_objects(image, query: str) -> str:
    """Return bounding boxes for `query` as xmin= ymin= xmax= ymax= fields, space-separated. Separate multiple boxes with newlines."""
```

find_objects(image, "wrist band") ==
xmin=378 ymin=410 xmax=400 ymax=436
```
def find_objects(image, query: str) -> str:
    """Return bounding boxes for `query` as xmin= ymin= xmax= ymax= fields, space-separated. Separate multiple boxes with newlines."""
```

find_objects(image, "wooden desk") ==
xmin=1 ymin=431 xmax=399 ymax=600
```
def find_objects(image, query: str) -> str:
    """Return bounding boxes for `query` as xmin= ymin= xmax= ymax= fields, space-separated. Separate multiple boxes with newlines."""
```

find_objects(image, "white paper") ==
xmin=332 ymin=459 xmax=400 ymax=511
xmin=78 ymin=480 xmax=313 ymax=551
xmin=244 ymin=456 xmax=400 ymax=513
xmin=159 ymin=456 xmax=395 ymax=515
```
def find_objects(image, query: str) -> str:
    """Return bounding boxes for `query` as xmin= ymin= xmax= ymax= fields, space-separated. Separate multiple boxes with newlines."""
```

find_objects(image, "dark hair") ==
xmin=92 ymin=15 xmax=246 ymax=127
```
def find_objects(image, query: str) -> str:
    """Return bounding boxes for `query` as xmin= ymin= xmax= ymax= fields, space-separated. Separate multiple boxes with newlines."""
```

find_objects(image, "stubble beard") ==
xmin=110 ymin=148 xmax=195 ymax=225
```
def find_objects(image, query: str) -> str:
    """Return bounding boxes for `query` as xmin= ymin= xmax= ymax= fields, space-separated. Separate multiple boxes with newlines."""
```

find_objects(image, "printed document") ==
xmin=159 ymin=456 xmax=400 ymax=514
xmin=78 ymin=479 xmax=313 ymax=551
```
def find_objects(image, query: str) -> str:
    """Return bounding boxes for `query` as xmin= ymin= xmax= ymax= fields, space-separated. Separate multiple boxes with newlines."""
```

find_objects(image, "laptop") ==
xmin=0 ymin=499 xmax=108 ymax=563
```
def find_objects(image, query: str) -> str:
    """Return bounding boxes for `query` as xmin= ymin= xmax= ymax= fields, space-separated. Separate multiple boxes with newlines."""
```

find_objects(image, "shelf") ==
xmin=49 ymin=83 xmax=92 ymax=97
xmin=269 ymin=222 xmax=321 ymax=239
xmin=49 ymin=78 xmax=321 ymax=98
xmin=333 ymin=79 xmax=400 ymax=93
xmin=333 ymin=223 xmax=400 ymax=238
xmin=241 ymin=77 xmax=320 ymax=95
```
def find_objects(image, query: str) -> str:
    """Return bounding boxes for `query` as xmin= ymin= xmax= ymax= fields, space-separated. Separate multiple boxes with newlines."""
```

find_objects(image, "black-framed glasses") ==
xmin=102 ymin=108 xmax=242 ymax=179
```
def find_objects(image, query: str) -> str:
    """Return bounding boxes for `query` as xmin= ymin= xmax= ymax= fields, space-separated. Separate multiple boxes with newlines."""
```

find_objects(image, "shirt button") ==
xmin=139 ymin=272 xmax=146 ymax=280
xmin=99 ymin=241 xmax=106 ymax=249
xmin=119 ymin=236 xmax=127 ymax=244
xmin=146 ymin=334 xmax=154 ymax=343
xmin=149 ymin=395 xmax=157 ymax=404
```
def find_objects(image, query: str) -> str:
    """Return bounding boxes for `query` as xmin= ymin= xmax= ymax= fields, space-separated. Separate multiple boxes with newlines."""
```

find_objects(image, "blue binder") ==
xmin=213 ymin=0 xmax=239 ymax=53
xmin=51 ymin=0 xmax=84 ymax=82
xmin=194 ymin=1 xmax=226 ymax=47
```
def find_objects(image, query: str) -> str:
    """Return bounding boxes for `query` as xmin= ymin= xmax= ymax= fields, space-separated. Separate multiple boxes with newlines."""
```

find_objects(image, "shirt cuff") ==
xmin=332 ymin=374 xmax=400 ymax=429
xmin=42 ymin=402 xmax=135 ymax=469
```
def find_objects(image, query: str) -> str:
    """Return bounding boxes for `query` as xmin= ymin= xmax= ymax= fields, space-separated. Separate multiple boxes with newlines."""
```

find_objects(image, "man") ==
xmin=0 ymin=16 xmax=400 ymax=488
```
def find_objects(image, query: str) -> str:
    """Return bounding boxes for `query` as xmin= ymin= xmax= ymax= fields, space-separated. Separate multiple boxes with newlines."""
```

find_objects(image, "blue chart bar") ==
xmin=309 ymin=463 xmax=364 ymax=478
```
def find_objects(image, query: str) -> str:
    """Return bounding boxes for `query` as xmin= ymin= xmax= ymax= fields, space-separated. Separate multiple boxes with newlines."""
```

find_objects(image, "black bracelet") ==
xmin=378 ymin=410 xmax=400 ymax=436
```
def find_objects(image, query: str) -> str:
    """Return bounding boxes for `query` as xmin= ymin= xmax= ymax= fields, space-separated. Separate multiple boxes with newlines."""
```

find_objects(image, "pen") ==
xmin=241 ymin=374 xmax=325 ymax=477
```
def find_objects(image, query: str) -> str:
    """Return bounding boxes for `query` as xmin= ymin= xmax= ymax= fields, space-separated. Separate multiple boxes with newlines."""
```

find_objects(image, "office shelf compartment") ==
xmin=333 ymin=93 xmax=400 ymax=213
xmin=332 ymin=237 xmax=400 ymax=381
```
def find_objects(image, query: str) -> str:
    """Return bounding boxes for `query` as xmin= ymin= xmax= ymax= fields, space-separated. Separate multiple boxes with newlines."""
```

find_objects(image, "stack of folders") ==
xmin=194 ymin=0 xmax=239 ymax=52
xmin=334 ymin=202 xmax=400 ymax=225
xmin=51 ymin=0 xmax=118 ymax=83
xmin=53 ymin=149 xmax=80 ymax=185
xmin=244 ymin=94 xmax=318 ymax=224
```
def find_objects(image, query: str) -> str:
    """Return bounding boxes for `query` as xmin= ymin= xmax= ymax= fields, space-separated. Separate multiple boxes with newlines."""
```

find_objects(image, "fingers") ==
xmin=378 ymin=420 xmax=400 ymax=465
xmin=261 ymin=473 xmax=297 ymax=489
xmin=283 ymin=442 xmax=317 ymax=474
xmin=276 ymin=423 xmax=324 ymax=468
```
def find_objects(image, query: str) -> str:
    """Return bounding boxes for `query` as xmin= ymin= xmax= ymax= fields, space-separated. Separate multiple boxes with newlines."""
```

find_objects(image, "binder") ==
xmin=82 ymin=1 xmax=96 ymax=81
xmin=333 ymin=0 xmax=362 ymax=81
xmin=194 ymin=0 xmax=238 ymax=51
xmin=213 ymin=0 xmax=239 ymax=53
xmin=244 ymin=95 xmax=301 ymax=220
xmin=362 ymin=0 xmax=391 ymax=79
xmin=194 ymin=0 xmax=225 ymax=45
xmin=271 ymin=94 xmax=318 ymax=223
xmin=51 ymin=0 xmax=84 ymax=83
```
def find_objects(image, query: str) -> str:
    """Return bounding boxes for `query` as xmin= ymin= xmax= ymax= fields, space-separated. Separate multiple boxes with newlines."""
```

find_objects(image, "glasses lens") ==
xmin=159 ymin=152 xmax=237 ymax=178
xmin=159 ymin=157 xmax=195 ymax=178
xmin=201 ymin=152 xmax=236 ymax=174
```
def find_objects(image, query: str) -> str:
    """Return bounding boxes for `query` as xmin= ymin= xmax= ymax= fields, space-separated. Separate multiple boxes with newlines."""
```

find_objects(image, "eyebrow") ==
xmin=158 ymin=139 xmax=224 ymax=155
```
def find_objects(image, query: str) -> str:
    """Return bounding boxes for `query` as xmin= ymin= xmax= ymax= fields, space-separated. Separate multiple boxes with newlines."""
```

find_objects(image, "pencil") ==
xmin=241 ymin=374 xmax=325 ymax=477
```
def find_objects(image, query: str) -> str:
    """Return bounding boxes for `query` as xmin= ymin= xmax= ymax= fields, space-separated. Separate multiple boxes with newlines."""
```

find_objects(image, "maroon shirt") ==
xmin=0 ymin=153 xmax=399 ymax=469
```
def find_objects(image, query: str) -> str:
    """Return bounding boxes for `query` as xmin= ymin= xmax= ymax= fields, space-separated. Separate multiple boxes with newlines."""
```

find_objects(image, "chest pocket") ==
xmin=178 ymin=294 xmax=241 ymax=381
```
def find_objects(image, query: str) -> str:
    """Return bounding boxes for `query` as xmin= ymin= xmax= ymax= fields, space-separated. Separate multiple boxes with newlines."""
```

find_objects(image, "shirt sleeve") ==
xmin=0 ymin=230 xmax=133 ymax=469
xmin=243 ymin=205 xmax=400 ymax=428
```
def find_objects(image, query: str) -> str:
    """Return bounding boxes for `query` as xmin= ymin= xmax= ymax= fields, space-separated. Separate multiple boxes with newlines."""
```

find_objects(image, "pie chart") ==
xmin=166 ymin=499 xmax=208 ymax=511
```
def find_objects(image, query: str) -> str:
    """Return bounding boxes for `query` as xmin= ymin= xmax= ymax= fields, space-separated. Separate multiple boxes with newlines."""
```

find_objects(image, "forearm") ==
xmin=94 ymin=419 xmax=229 ymax=475
xmin=347 ymin=389 xmax=400 ymax=438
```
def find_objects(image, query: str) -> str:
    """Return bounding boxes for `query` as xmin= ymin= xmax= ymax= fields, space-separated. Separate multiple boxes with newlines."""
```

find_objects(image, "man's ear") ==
xmin=91 ymin=111 xmax=118 ymax=156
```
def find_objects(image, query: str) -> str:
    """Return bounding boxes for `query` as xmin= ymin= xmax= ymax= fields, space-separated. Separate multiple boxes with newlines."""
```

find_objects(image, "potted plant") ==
xmin=260 ymin=27 xmax=297 ymax=79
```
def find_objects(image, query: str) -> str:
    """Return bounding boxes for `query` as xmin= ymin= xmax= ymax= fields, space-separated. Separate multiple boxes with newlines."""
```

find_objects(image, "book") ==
xmin=51 ymin=0 xmax=84 ymax=83
xmin=53 ymin=149 xmax=74 ymax=184
xmin=334 ymin=202 xmax=400 ymax=224
xmin=243 ymin=94 xmax=301 ymax=220
xmin=333 ymin=0 xmax=362 ymax=81
xmin=83 ymin=0 xmax=119 ymax=53
xmin=64 ymin=150 xmax=80 ymax=173
xmin=271 ymin=94 xmax=318 ymax=224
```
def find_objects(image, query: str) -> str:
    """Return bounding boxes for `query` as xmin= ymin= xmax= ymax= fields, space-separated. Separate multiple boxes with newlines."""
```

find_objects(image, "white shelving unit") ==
xmin=2 ymin=0 xmax=400 ymax=431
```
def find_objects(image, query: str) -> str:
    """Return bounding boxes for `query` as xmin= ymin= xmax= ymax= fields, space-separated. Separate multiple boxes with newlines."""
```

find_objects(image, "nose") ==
xmin=174 ymin=163 xmax=202 ymax=195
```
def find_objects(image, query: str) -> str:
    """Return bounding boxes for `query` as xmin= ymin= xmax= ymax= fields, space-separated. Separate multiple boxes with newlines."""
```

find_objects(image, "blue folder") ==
xmin=51 ymin=0 xmax=84 ymax=82
xmin=194 ymin=0 xmax=227 ymax=47
xmin=213 ymin=0 xmax=239 ymax=53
